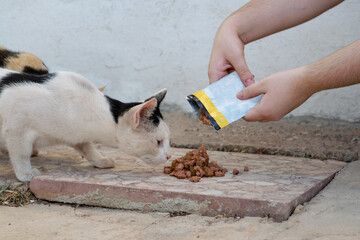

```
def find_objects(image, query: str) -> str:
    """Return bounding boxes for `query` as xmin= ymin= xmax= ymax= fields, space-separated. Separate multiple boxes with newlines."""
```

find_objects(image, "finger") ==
xmin=208 ymin=67 xmax=227 ymax=85
xmin=208 ymin=54 xmax=232 ymax=84
xmin=242 ymin=106 xmax=264 ymax=122
xmin=236 ymin=81 xmax=265 ymax=100
xmin=229 ymin=51 xmax=254 ymax=87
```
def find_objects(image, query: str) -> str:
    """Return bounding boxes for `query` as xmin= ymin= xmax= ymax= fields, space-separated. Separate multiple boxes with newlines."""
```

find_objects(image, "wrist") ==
xmin=297 ymin=66 xmax=321 ymax=97
xmin=221 ymin=11 xmax=251 ymax=44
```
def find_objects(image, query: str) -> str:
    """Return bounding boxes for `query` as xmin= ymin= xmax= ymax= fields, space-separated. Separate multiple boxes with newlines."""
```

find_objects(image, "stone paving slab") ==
xmin=23 ymin=146 xmax=346 ymax=222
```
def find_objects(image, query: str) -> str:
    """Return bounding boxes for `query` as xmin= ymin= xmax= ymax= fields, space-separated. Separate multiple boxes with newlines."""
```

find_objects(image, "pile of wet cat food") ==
xmin=163 ymin=145 xmax=227 ymax=182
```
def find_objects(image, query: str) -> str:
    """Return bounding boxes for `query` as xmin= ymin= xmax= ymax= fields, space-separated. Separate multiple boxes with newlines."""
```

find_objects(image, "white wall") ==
xmin=1 ymin=0 xmax=359 ymax=121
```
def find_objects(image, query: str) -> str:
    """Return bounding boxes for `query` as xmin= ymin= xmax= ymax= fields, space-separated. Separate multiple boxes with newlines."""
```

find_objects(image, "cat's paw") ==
xmin=93 ymin=158 xmax=115 ymax=168
xmin=16 ymin=168 xmax=41 ymax=182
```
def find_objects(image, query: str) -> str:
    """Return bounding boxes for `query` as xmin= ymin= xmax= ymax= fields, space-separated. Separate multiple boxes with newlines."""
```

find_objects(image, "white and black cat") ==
xmin=0 ymin=68 xmax=171 ymax=181
xmin=0 ymin=46 xmax=48 ymax=75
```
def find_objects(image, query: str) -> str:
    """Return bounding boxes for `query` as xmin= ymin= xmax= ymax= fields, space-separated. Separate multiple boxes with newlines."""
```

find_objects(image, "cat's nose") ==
xmin=166 ymin=155 xmax=172 ymax=160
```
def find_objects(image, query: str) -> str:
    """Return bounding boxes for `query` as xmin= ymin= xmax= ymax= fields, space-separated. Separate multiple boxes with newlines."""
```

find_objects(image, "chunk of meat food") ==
xmin=164 ymin=145 xmax=227 ymax=182
xmin=199 ymin=110 xmax=211 ymax=126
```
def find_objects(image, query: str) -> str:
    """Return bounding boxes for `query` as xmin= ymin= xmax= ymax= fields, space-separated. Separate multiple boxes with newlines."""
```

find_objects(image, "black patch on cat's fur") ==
xmin=105 ymin=96 xmax=141 ymax=123
xmin=105 ymin=96 xmax=163 ymax=127
xmin=22 ymin=66 xmax=48 ymax=75
xmin=0 ymin=72 xmax=55 ymax=93
xmin=144 ymin=90 xmax=166 ymax=127
xmin=0 ymin=49 xmax=18 ymax=67
xmin=148 ymin=105 xmax=163 ymax=126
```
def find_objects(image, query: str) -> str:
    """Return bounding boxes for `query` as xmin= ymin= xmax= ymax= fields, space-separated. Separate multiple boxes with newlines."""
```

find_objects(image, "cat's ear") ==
xmin=145 ymin=88 xmax=167 ymax=106
xmin=129 ymin=98 xmax=157 ymax=127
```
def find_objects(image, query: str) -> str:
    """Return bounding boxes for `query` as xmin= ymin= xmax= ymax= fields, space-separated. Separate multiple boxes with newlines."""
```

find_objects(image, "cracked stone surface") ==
xmin=2 ymin=145 xmax=342 ymax=221
xmin=1 ymin=161 xmax=359 ymax=240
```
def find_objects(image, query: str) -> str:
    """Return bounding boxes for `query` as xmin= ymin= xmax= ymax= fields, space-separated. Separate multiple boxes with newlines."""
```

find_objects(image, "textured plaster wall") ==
xmin=1 ymin=0 xmax=359 ymax=121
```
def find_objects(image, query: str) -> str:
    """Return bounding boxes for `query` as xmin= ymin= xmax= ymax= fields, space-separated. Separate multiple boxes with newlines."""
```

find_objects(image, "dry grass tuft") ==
xmin=0 ymin=183 xmax=36 ymax=207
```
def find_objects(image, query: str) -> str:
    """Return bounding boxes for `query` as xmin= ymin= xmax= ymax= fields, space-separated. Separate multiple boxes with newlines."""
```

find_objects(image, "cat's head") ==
xmin=115 ymin=89 xmax=171 ymax=165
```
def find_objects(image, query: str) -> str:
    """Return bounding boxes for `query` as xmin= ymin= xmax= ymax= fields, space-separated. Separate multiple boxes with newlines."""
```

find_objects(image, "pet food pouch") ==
xmin=186 ymin=72 xmax=262 ymax=130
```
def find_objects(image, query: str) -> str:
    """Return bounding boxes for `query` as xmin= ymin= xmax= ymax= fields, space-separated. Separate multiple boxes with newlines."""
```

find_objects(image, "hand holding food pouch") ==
xmin=187 ymin=72 xmax=262 ymax=130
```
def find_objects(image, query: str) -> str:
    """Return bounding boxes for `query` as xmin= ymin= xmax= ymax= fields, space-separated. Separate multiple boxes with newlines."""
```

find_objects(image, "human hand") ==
xmin=237 ymin=68 xmax=314 ymax=122
xmin=208 ymin=19 xmax=255 ymax=87
xmin=208 ymin=0 xmax=344 ymax=87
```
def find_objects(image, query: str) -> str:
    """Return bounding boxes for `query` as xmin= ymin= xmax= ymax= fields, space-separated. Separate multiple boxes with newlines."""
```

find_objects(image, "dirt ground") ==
xmin=0 ymin=111 xmax=359 ymax=240
xmin=164 ymin=110 xmax=359 ymax=162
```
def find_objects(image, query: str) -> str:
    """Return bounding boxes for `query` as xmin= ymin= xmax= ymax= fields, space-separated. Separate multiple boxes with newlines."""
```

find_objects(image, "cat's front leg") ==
xmin=0 ymin=146 xmax=38 ymax=157
xmin=75 ymin=142 xmax=115 ymax=168
xmin=0 ymin=137 xmax=9 ymax=156
xmin=6 ymin=134 xmax=40 ymax=182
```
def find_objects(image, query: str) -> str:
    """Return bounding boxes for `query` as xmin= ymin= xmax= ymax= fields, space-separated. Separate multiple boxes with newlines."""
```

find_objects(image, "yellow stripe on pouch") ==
xmin=193 ymin=90 xmax=229 ymax=129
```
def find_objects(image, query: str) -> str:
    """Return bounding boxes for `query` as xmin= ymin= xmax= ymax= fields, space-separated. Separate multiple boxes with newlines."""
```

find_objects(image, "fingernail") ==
xmin=237 ymin=92 xmax=244 ymax=99
xmin=245 ymin=78 xmax=254 ymax=86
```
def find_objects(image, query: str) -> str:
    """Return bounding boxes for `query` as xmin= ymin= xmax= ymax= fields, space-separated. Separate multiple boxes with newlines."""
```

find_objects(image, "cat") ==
xmin=0 ymin=46 xmax=48 ymax=75
xmin=0 ymin=68 xmax=171 ymax=181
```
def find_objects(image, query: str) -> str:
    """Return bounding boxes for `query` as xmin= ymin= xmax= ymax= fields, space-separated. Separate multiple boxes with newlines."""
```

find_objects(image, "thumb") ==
xmin=229 ymin=52 xmax=254 ymax=87
xmin=236 ymin=81 xmax=264 ymax=100
xmin=242 ymin=105 xmax=263 ymax=122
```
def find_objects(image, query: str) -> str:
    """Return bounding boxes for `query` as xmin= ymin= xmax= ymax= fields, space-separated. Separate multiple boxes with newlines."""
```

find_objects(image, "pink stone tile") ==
xmin=25 ymin=146 xmax=346 ymax=221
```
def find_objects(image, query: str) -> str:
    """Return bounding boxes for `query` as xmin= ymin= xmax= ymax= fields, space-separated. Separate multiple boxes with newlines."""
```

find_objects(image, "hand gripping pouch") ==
xmin=186 ymin=72 xmax=262 ymax=130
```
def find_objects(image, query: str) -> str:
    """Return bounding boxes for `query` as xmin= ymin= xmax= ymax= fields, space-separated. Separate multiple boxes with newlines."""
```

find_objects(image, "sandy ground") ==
xmin=0 ymin=111 xmax=359 ymax=240
xmin=1 ymin=161 xmax=359 ymax=240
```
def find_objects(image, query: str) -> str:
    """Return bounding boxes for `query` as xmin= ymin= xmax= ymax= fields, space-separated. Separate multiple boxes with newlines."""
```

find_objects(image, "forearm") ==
xmin=225 ymin=0 xmax=344 ymax=44
xmin=302 ymin=39 xmax=360 ymax=94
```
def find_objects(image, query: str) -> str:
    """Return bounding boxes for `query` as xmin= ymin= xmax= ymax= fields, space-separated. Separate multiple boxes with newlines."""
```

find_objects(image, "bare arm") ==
xmin=304 ymin=39 xmax=360 ymax=92
xmin=208 ymin=0 xmax=344 ymax=84
xmin=231 ymin=0 xmax=344 ymax=44
xmin=238 ymin=39 xmax=360 ymax=121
